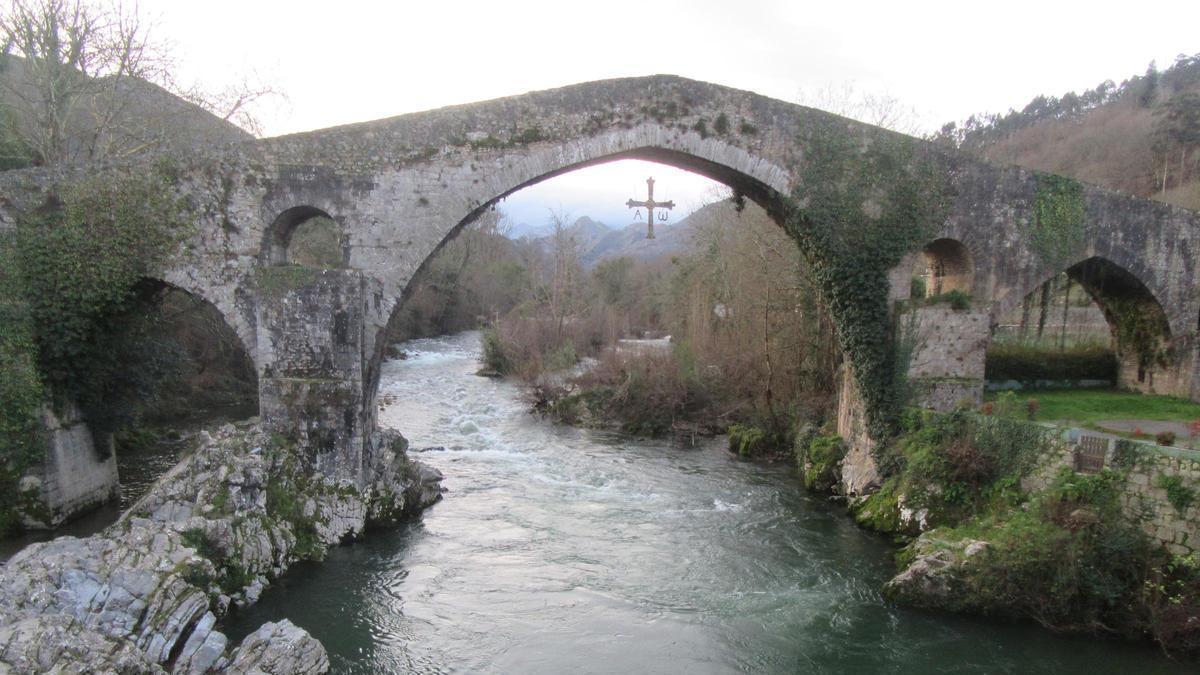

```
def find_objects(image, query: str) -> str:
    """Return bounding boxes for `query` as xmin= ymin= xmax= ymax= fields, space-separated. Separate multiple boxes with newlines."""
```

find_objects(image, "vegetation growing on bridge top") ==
xmin=254 ymin=264 xmax=322 ymax=295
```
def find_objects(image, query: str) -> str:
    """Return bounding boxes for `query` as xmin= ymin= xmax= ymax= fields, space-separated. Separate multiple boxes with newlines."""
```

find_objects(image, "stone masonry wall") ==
xmin=25 ymin=402 xmax=118 ymax=528
xmin=904 ymin=305 xmax=989 ymax=412
xmin=1022 ymin=431 xmax=1200 ymax=556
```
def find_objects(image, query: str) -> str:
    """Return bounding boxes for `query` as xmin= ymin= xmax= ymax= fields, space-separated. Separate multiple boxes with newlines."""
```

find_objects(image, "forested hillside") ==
xmin=936 ymin=54 xmax=1200 ymax=210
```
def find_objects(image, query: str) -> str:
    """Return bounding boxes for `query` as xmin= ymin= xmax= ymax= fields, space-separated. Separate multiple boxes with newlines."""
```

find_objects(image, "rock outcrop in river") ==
xmin=0 ymin=421 xmax=443 ymax=673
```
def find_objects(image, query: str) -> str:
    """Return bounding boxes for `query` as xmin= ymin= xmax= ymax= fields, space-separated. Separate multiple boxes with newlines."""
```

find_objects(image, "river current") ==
xmin=225 ymin=331 xmax=1190 ymax=673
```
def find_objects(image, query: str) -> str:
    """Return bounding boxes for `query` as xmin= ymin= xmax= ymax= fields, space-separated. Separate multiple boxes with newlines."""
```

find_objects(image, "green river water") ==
xmin=217 ymin=332 xmax=1193 ymax=674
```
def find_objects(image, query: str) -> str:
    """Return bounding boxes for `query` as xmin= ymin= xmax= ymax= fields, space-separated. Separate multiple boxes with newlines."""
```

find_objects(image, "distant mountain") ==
xmin=569 ymin=216 xmax=613 ymax=248
xmin=578 ymin=215 xmax=692 ymax=267
xmin=513 ymin=201 xmax=742 ymax=268
xmin=507 ymin=221 xmax=554 ymax=239
xmin=507 ymin=214 xmax=614 ymax=241
xmin=590 ymin=196 xmax=758 ymax=265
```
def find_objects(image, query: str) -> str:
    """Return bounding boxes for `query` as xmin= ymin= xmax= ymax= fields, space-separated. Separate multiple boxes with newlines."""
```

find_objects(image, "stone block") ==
xmin=28 ymin=402 xmax=119 ymax=528
xmin=255 ymin=268 xmax=365 ymax=381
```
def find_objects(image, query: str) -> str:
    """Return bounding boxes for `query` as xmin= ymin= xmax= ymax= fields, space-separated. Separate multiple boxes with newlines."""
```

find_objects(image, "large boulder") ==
xmin=0 ymin=422 xmax=441 ymax=673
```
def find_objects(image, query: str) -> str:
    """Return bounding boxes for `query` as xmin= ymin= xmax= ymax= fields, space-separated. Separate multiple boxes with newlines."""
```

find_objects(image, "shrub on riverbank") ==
xmin=841 ymin=410 xmax=1200 ymax=657
xmin=795 ymin=430 xmax=845 ymax=491
xmin=551 ymin=347 xmax=715 ymax=436
xmin=479 ymin=328 xmax=513 ymax=376
xmin=887 ymin=467 xmax=1200 ymax=656
xmin=468 ymin=202 xmax=838 ymax=453
xmin=728 ymin=420 xmax=795 ymax=459
xmin=847 ymin=410 xmax=1052 ymax=534
xmin=480 ymin=311 xmax=614 ymax=380
xmin=485 ymin=309 xmax=823 ymax=448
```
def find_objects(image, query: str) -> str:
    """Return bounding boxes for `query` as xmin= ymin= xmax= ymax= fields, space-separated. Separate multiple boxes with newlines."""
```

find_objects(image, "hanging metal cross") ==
xmin=625 ymin=176 xmax=674 ymax=239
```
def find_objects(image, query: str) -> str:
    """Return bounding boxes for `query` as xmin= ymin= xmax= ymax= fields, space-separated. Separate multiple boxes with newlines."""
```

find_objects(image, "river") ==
xmin=216 ymin=331 xmax=1187 ymax=673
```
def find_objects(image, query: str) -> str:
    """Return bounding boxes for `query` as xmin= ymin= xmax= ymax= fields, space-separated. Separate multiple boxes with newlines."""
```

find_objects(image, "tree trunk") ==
xmin=1059 ymin=277 xmax=1072 ymax=350
xmin=1036 ymin=278 xmax=1053 ymax=340
xmin=1019 ymin=295 xmax=1032 ymax=340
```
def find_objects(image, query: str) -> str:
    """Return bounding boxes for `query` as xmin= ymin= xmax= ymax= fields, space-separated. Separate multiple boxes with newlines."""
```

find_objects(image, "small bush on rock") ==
xmin=1157 ymin=474 xmax=1196 ymax=513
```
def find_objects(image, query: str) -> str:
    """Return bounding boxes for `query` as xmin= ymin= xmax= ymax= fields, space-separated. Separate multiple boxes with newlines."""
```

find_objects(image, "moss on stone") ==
xmin=795 ymin=432 xmax=845 ymax=491
xmin=1158 ymin=473 xmax=1196 ymax=513
xmin=886 ymin=466 xmax=1185 ymax=646
xmin=1030 ymin=173 xmax=1085 ymax=266
xmin=254 ymin=265 xmax=321 ymax=296
xmin=851 ymin=481 xmax=903 ymax=533
xmin=728 ymin=424 xmax=766 ymax=457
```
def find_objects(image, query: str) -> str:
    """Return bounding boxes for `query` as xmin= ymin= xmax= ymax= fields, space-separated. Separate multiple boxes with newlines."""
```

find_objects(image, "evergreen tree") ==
xmin=1138 ymin=61 xmax=1159 ymax=107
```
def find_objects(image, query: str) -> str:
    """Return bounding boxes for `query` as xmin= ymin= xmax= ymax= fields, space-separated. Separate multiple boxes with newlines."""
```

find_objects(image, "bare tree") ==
xmin=0 ymin=0 xmax=276 ymax=165
xmin=797 ymin=81 xmax=925 ymax=136
xmin=546 ymin=208 xmax=582 ymax=340
xmin=175 ymin=71 xmax=279 ymax=138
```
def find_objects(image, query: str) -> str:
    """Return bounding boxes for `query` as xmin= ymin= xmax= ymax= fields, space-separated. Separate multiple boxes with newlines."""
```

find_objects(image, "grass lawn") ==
xmin=984 ymin=388 xmax=1200 ymax=426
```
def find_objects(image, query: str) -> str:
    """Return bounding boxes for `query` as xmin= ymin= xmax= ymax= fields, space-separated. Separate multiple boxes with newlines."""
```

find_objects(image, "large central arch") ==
xmin=362 ymin=140 xmax=796 ymax=407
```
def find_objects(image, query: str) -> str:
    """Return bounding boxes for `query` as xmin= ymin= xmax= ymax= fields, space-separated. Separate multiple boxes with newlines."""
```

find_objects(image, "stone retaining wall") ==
xmin=24 ymin=402 xmax=118 ymax=528
xmin=1022 ymin=429 xmax=1200 ymax=556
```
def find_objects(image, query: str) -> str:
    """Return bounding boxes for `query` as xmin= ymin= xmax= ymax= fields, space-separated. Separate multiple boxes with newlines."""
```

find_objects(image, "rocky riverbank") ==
xmin=0 ymin=420 xmax=443 ymax=673
xmin=797 ymin=409 xmax=1200 ymax=657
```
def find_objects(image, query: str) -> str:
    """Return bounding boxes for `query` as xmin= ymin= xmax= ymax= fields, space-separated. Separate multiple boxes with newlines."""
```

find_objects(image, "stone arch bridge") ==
xmin=4 ymin=75 xmax=1200 ymax=507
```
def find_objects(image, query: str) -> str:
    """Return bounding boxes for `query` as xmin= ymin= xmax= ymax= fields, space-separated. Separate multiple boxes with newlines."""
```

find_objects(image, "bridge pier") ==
xmin=256 ymin=268 xmax=369 ymax=484
xmin=901 ymin=305 xmax=989 ymax=411
xmin=1116 ymin=338 xmax=1197 ymax=399
xmin=834 ymin=269 xmax=991 ymax=497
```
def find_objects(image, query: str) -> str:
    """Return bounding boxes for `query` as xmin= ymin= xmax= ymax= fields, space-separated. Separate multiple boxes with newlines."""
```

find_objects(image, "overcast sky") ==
xmin=144 ymin=0 xmax=1199 ymax=228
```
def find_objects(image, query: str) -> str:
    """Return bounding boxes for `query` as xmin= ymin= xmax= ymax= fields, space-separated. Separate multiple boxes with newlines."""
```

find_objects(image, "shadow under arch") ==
xmin=1065 ymin=256 xmax=1174 ymax=386
xmin=920 ymin=238 xmax=974 ymax=296
xmin=261 ymin=205 xmax=347 ymax=267
xmin=363 ymin=145 xmax=795 ymax=404
xmin=126 ymin=277 xmax=260 ymax=422
xmin=990 ymin=255 xmax=1179 ymax=393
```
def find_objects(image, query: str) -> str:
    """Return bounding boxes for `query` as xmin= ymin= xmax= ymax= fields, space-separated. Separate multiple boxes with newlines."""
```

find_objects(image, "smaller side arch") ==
xmin=1066 ymin=257 xmax=1176 ymax=392
xmin=920 ymin=238 xmax=974 ymax=297
xmin=130 ymin=277 xmax=260 ymax=420
xmin=262 ymin=205 xmax=347 ymax=267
